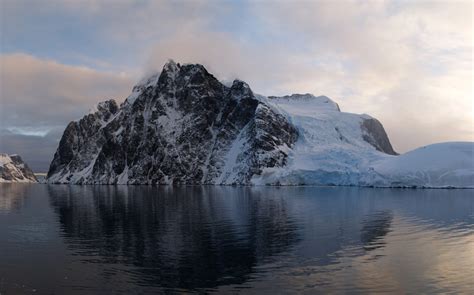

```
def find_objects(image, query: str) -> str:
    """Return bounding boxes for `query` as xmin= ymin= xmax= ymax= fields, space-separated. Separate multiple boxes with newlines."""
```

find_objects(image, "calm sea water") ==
xmin=0 ymin=184 xmax=473 ymax=294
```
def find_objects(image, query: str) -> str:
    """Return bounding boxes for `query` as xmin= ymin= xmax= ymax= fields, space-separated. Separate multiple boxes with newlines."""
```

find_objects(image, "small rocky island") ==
xmin=0 ymin=154 xmax=37 ymax=183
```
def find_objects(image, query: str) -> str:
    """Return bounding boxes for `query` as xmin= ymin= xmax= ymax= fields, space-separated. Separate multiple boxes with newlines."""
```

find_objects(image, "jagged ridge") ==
xmin=47 ymin=61 xmax=298 ymax=184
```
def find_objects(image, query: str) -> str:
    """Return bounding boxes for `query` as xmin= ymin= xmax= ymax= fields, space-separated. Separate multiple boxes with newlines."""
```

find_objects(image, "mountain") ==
xmin=47 ymin=61 xmax=298 ymax=184
xmin=0 ymin=154 xmax=37 ymax=183
xmin=47 ymin=60 xmax=473 ymax=187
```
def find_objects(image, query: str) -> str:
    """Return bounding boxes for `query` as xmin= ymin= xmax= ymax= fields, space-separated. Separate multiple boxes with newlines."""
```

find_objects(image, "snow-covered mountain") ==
xmin=0 ymin=154 xmax=37 ymax=183
xmin=47 ymin=60 xmax=473 ymax=187
xmin=255 ymin=94 xmax=473 ymax=188
xmin=366 ymin=142 xmax=473 ymax=188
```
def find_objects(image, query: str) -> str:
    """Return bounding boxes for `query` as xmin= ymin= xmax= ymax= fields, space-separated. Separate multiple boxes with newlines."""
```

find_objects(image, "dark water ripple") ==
xmin=0 ymin=184 xmax=473 ymax=294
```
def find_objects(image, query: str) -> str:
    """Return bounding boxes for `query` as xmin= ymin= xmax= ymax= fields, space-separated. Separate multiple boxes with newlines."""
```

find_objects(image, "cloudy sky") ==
xmin=0 ymin=0 xmax=472 ymax=172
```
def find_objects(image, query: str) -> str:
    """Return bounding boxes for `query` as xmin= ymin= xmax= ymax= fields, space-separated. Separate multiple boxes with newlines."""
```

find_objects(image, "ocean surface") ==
xmin=0 ymin=184 xmax=473 ymax=294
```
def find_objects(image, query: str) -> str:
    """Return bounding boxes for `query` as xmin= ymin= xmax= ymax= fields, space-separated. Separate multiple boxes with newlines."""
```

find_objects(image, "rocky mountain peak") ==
xmin=83 ymin=99 xmax=119 ymax=127
xmin=159 ymin=60 xmax=211 ymax=85
xmin=0 ymin=153 xmax=37 ymax=183
xmin=95 ymin=99 xmax=119 ymax=118
xmin=229 ymin=80 xmax=253 ymax=100
xmin=47 ymin=60 xmax=299 ymax=184
xmin=162 ymin=59 xmax=179 ymax=73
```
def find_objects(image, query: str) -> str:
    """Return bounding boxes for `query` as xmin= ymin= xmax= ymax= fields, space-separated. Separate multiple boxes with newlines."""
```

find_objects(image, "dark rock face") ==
xmin=0 ymin=154 xmax=37 ymax=182
xmin=47 ymin=61 xmax=298 ymax=184
xmin=360 ymin=118 xmax=397 ymax=155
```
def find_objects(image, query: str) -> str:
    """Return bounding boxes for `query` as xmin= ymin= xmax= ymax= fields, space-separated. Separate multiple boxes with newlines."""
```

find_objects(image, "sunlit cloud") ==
xmin=5 ymin=126 xmax=55 ymax=137
xmin=0 ymin=53 xmax=134 ymax=128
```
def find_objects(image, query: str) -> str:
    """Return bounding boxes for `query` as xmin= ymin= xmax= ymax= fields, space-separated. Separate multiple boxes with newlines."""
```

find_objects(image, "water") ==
xmin=0 ymin=184 xmax=473 ymax=294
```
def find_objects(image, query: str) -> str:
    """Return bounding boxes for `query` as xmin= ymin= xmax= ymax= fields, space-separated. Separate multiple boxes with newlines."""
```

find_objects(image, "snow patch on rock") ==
xmin=0 ymin=154 xmax=37 ymax=183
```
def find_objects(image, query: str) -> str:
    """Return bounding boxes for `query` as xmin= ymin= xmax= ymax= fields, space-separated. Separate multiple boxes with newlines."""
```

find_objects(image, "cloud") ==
xmin=145 ymin=29 xmax=351 ymax=98
xmin=6 ymin=126 xmax=52 ymax=137
xmin=247 ymin=0 xmax=473 ymax=151
xmin=144 ymin=0 xmax=472 ymax=152
xmin=0 ymin=53 xmax=134 ymax=128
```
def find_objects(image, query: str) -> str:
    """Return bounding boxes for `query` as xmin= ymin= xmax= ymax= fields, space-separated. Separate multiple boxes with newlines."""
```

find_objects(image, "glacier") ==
xmin=254 ymin=95 xmax=473 ymax=188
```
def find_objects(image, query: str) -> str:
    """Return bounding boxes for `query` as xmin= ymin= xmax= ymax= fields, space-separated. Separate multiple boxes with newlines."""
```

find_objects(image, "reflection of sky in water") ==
xmin=235 ymin=215 xmax=473 ymax=294
xmin=0 ymin=185 xmax=473 ymax=293
xmin=0 ymin=184 xmax=30 ymax=212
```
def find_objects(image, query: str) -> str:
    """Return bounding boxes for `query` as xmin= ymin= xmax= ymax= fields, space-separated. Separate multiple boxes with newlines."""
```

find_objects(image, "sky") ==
xmin=0 ymin=0 xmax=472 ymax=172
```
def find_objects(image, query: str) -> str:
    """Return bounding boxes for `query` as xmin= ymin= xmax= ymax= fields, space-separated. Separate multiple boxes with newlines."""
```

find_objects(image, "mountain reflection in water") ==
xmin=0 ymin=184 xmax=472 ymax=294
xmin=360 ymin=210 xmax=393 ymax=251
xmin=47 ymin=185 xmax=301 ymax=290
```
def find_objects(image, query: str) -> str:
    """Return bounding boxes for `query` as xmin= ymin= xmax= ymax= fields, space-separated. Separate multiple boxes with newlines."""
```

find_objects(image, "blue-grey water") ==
xmin=0 ymin=184 xmax=473 ymax=294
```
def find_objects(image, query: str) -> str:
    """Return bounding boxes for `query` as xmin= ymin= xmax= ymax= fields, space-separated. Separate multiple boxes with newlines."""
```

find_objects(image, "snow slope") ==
xmin=268 ymin=94 xmax=340 ymax=113
xmin=255 ymin=96 xmax=473 ymax=188
xmin=0 ymin=154 xmax=37 ymax=183
xmin=367 ymin=142 xmax=474 ymax=188
xmin=254 ymin=95 xmax=387 ymax=185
